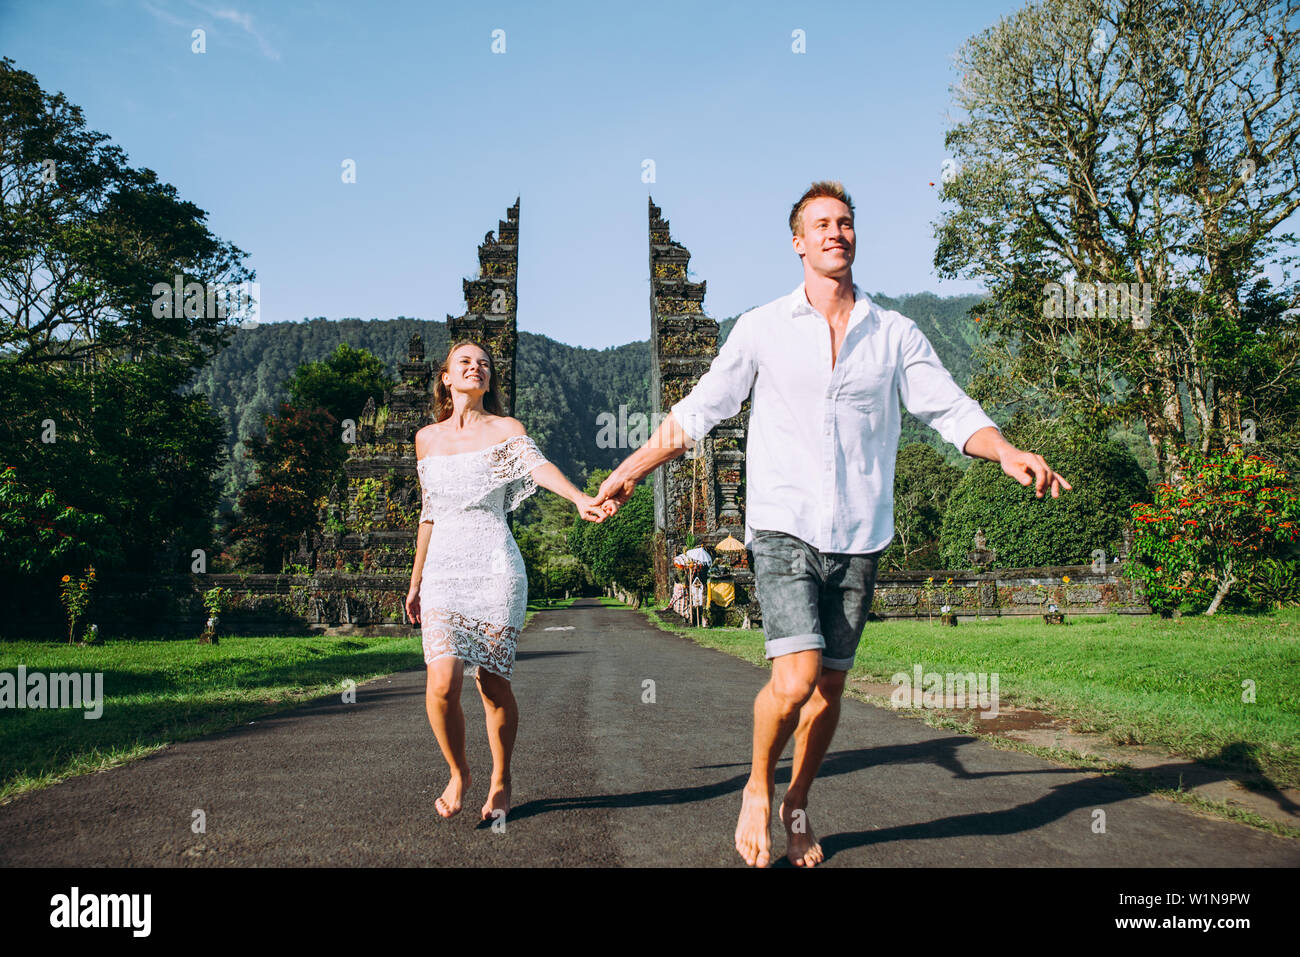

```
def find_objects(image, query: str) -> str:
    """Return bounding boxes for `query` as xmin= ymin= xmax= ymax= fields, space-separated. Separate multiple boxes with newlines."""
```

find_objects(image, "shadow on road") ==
xmin=503 ymin=732 xmax=1291 ymax=862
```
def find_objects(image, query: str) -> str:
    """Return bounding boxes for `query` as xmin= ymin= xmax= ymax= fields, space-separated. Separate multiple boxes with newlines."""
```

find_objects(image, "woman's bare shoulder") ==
xmin=494 ymin=416 xmax=527 ymax=439
xmin=414 ymin=422 xmax=444 ymax=458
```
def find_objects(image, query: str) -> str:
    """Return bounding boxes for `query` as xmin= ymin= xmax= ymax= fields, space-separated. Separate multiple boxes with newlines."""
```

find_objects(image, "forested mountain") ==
xmin=185 ymin=291 xmax=985 ymax=517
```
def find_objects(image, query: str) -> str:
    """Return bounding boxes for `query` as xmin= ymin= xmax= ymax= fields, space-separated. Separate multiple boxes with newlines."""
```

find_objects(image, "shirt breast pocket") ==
xmin=842 ymin=364 xmax=896 ymax=413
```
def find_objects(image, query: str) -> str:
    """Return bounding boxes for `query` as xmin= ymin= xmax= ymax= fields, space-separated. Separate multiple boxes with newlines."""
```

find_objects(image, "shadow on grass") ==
xmin=0 ymin=647 xmax=422 ymax=799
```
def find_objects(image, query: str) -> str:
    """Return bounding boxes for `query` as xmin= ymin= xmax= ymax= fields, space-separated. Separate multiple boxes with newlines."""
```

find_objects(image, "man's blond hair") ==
xmin=789 ymin=181 xmax=855 ymax=236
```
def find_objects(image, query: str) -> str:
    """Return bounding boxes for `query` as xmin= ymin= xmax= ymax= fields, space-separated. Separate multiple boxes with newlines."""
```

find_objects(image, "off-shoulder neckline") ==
xmin=417 ymin=434 xmax=526 ymax=463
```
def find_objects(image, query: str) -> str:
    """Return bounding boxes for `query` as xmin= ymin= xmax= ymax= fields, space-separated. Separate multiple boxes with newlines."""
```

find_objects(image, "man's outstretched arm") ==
xmin=595 ymin=411 xmax=695 ymax=509
xmin=963 ymin=426 xmax=1073 ymax=499
xmin=895 ymin=319 xmax=1073 ymax=499
xmin=597 ymin=313 xmax=759 ymax=512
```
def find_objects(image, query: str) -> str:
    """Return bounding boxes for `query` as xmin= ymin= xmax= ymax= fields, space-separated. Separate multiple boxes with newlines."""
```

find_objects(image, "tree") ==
xmin=0 ymin=57 xmax=254 ymax=372
xmin=226 ymin=404 xmax=346 ymax=572
xmin=0 ymin=465 xmax=108 ymax=576
xmin=568 ymin=468 xmax=655 ymax=599
xmin=934 ymin=0 xmax=1300 ymax=481
xmin=220 ymin=343 xmax=392 ymax=572
xmin=1 ymin=59 xmax=242 ymax=599
xmin=284 ymin=343 xmax=394 ymax=427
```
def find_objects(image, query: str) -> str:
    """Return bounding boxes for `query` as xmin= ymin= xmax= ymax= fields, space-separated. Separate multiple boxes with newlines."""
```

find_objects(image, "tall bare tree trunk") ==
xmin=1204 ymin=559 xmax=1236 ymax=616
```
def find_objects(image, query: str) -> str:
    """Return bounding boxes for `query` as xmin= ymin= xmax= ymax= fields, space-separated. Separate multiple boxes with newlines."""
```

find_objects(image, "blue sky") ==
xmin=8 ymin=0 xmax=1032 ymax=349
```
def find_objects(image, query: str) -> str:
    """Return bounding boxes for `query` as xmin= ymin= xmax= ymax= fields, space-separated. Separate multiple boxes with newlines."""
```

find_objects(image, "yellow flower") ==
xmin=946 ymin=577 xmax=954 ymax=585
xmin=61 ymin=575 xmax=71 ymax=582
xmin=1062 ymin=575 xmax=1071 ymax=584
xmin=926 ymin=577 xmax=934 ymax=583
xmin=79 ymin=583 xmax=87 ymax=590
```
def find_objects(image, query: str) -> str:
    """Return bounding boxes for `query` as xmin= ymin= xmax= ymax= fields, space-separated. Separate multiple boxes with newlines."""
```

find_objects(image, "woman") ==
xmin=405 ymin=339 xmax=610 ymax=823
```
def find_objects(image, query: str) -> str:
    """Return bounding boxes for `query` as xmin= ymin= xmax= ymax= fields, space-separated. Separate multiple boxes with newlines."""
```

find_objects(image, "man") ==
xmin=594 ymin=181 xmax=1071 ymax=867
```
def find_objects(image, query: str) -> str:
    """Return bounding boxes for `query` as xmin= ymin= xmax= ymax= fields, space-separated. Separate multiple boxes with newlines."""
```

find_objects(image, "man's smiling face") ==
xmin=793 ymin=196 xmax=855 ymax=279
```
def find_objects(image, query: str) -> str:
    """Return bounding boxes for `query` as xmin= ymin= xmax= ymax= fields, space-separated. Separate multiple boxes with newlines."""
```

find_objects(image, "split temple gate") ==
xmin=647 ymin=197 xmax=756 ymax=625
xmin=205 ymin=194 xmax=759 ymax=634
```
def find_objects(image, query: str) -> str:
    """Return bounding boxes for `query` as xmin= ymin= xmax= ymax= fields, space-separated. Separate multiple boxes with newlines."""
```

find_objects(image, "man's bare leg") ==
xmin=780 ymin=667 xmax=846 ymax=866
xmin=735 ymin=649 xmax=822 ymax=867
xmin=426 ymin=657 xmax=471 ymax=818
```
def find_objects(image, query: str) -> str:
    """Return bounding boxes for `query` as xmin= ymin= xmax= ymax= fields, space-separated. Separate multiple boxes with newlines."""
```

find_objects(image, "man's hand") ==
xmin=998 ymin=446 xmax=1073 ymax=498
xmin=574 ymin=492 xmax=614 ymax=522
xmin=593 ymin=413 xmax=697 ymax=518
xmin=594 ymin=468 xmax=638 ymax=517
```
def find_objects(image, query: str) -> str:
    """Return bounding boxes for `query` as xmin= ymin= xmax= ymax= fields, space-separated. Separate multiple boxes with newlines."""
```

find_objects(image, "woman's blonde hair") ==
xmin=432 ymin=338 xmax=506 ymax=423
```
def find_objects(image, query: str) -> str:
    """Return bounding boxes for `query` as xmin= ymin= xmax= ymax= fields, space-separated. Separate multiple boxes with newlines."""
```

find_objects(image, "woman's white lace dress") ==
xmin=416 ymin=435 xmax=548 ymax=681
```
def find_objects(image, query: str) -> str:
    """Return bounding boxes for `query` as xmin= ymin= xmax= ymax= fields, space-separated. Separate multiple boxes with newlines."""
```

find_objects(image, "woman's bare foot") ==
xmin=481 ymin=777 xmax=512 ymax=822
xmin=779 ymin=799 xmax=824 ymax=867
xmin=734 ymin=784 xmax=772 ymax=867
xmin=435 ymin=772 xmax=469 ymax=818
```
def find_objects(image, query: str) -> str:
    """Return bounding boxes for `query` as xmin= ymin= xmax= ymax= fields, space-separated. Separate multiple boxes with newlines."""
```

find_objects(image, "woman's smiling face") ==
xmin=445 ymin=344 xmax=491 ymax=393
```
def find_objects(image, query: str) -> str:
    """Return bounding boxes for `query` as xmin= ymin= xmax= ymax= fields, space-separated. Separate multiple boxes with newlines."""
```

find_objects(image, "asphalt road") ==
xmin=1 ymin=598 xmax=1296 ymax=866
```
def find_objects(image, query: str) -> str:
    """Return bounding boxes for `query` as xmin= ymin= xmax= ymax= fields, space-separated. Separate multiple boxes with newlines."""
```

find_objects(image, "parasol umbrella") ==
xmin=673 ymin=547 xmax=713 ymax=567
xmin=714 ymin=534 xmax=744 ymax=552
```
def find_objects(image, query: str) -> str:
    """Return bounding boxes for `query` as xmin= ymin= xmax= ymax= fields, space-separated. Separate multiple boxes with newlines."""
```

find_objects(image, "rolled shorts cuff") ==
xmin=820 ymin=653 xmax=856 ymax=672
xmin=765 ymin=632 xmax=824 ymax=660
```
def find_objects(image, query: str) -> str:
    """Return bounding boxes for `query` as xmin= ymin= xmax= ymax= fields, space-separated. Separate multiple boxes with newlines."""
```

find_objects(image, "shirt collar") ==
xmin=790 ymin=281 xmax=874 ymax=329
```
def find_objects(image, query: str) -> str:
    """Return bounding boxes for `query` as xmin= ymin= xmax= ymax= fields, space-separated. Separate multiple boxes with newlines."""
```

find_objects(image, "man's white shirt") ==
xmin=671 ymin=282 xmax=997 ymax=554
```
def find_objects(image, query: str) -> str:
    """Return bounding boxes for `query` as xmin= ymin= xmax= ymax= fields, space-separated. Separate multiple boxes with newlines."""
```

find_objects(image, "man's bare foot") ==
xmin=435 ymin=773 xmax=469 ymax=818
xmin=779 ymin=799 xmax=824 ymax=867
xmin=735 ymin=785 xmax=773 ymax=867
xmin=481 ymin=777 xmax=511 ymax=822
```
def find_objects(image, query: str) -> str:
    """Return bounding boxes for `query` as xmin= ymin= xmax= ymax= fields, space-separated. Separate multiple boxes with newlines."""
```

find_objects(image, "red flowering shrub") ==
xmin=1125 ymin=448 xmax=1300 ymax=615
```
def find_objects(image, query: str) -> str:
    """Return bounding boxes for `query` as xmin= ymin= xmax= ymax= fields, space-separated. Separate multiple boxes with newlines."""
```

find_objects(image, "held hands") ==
xmin=576 ymin=492 xmax=616 ymax=523
xmin=592 ymin=468 xmax=637 ymax=518
xmin=998 ymin=446 xmax=1073 ymax=498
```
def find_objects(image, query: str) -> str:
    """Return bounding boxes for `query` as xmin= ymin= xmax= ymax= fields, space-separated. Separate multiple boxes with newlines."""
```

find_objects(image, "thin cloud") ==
xmin=140 ymin=0 xmax=282 ymax=60
xmin=208 ymin=6 xmax=280 ymax=61
xmin=139 ymin=1 xmax=187 ymax=27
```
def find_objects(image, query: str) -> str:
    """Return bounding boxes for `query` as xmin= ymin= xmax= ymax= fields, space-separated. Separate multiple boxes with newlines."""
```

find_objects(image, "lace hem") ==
xmin=421 ymin=605 xmax=519 ymax=680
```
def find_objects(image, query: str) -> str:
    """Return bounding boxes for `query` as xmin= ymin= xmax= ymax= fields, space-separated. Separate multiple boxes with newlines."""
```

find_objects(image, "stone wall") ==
xmin=868 ymin=564 xmax=1148 ymax=618
xmin=0 ymin=572 xmax=419 ymax=640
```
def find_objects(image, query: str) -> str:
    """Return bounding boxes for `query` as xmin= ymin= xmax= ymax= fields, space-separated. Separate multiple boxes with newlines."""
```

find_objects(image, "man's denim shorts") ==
xmin=750 ymin=528 xmax=883 ymax=671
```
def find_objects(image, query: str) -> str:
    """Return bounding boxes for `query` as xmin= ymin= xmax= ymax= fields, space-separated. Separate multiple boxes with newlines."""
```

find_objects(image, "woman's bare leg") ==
xmin=475 ymin=668 xmax=517 ymax=820
xmin=426 ymin=657 xmax=471 ymax=817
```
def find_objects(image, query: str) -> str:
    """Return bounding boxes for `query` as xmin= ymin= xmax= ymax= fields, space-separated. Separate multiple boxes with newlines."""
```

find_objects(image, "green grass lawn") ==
xmin=640 ymin=608 xmax=1300 ymax=790
xmin=0 ymin=634 xmax=422 ymax=803
xmin=525 ymin=596 xmax=577 ymax=614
